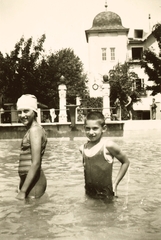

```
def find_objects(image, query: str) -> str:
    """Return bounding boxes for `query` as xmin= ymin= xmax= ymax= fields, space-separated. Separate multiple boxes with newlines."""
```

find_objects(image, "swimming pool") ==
xmin=0 ymin=130 xmax=161 ymax=240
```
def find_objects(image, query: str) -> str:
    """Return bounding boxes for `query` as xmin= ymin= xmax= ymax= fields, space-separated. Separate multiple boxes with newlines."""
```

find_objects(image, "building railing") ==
xmin=0 ymin=106 xmax=121 ymax=124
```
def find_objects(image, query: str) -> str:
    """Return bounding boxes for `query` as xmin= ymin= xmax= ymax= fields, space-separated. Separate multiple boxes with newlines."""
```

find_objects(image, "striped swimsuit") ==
xmin=18 ymin=125 xmax=47 ymax=198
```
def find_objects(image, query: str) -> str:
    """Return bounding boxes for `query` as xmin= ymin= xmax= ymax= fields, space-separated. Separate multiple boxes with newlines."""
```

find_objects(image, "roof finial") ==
xmin=105 ymin=1 xmax=108 ymax=11
xmin=148 ymin=13 xmax=151 ymax=32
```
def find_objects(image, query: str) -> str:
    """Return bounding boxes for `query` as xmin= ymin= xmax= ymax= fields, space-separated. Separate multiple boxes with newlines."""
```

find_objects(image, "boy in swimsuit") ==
xmin=16 ymin=94 xmax=47 ymax=200
xmin=80 ymin=111 xmax=130 ymax=199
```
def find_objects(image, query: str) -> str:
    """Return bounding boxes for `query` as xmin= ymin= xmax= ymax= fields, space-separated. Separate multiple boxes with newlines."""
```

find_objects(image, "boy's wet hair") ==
xmin=84 ymin=111 xmax=105 ymax=126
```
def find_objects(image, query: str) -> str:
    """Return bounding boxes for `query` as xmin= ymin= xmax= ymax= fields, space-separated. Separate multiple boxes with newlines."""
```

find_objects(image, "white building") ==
xmin=85 ymin=9 xmax=161 ymax=119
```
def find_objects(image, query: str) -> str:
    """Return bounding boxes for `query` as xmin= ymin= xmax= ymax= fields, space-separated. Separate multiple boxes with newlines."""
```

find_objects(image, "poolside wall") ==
xmin=1 ymin=120 xmax=161 ymax=139
xmin=124 ymin=120 xmax=161 ymax=130
xmin=0 ymin=122 xmax=124 ymax=139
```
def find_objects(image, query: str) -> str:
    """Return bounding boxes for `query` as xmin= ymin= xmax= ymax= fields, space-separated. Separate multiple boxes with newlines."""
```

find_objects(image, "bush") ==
xmin=80 ymin=97 xmax=103 ymax=115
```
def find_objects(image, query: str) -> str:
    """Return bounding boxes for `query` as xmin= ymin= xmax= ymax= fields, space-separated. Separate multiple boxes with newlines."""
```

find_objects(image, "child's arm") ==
xmin=106 ymin=141 xmax=130 ymax=196
xmin=125 ymin=96 xmax=132 ymax=107
xmin=79 ymin=144 xmax=83 ymax=154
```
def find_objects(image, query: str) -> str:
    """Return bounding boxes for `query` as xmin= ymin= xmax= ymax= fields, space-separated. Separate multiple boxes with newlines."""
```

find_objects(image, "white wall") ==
xmin=88 ymin=31 xmax=128 ymax=97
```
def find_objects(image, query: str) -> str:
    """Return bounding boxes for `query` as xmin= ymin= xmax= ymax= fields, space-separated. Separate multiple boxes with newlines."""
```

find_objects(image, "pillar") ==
xmin=11 ymin=105 xmax=17 ymax=123
xmin=102 ymin=75 xmax=111 ymax=122
xmin=58 ymin=76 xmax=67 ymax=123
xmin=0 ymin=108 xmax=4 ymax=123
xmin=37 ymin=108 xmax=41 ymax=123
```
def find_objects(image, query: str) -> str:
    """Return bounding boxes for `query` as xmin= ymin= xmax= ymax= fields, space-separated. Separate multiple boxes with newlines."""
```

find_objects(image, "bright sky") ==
xmin=0 ymin=0 xmax=161 ymax=71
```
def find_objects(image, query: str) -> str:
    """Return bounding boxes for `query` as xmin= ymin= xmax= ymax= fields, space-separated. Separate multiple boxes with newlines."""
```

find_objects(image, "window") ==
xmin=132 ymin=79 xmax=144 ymax=91
xmin=102 ymin=48 xmax=106 ymax=61
xmin=110 ymin=48 xmax=115 ymax=61
xmin=134 ymin=29 xmax=143 ymax=39
xmin=135 ymin=79 xmax=142 ymax=91
xmin=132 ymin=47 xmax=143 ymax=60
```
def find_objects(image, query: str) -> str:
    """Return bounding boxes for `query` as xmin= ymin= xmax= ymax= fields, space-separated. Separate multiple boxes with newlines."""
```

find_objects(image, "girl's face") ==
xmin=84 ymin=120 xmax=106 ymax=143
xmin=17 ymin=109 xmax=35 ymax=127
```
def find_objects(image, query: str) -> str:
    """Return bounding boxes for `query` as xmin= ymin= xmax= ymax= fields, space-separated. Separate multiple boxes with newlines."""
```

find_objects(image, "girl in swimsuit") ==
xmin=16 ymin=94 xmax=47 ymax=200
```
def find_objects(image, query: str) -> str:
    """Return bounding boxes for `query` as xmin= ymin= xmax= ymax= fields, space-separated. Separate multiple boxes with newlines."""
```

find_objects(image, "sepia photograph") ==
xmin=0 ymin=0 xmax=161 ymax=239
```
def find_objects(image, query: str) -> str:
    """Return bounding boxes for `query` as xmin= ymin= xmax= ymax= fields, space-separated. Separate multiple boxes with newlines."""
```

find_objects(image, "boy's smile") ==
xmin=84 ymin=120 xmax=106 ymax=143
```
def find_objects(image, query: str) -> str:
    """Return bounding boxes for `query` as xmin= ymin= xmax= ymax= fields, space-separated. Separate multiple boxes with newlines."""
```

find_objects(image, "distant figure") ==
xmin=114 ymin=97 xmax=121 ymax=120
xmin=50 ymin=108 xmax=56 ymax=122
xmin=16 ymin=94 xmax=47 ymax=200
xmin=79 ymin=111 xmax=130 ymax=199
xmin=151 ymin=98 xmax=157 ymax=120
xmin=77 ymin=107 xmax=84 ymax=122
xmin=45 ymin=115 xmax=51 ymax=123
xmin=125 ymin=95 xmax=133 ymax=120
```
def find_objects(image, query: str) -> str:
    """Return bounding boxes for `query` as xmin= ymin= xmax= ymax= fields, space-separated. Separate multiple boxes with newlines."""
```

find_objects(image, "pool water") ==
xmin=0 ymin=130 xmax=161 ymax=240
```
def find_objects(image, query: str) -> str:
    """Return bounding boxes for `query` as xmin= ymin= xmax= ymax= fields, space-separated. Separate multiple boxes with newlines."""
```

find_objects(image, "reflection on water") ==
xmin=0 ymin=130 xmax=161 ymax=240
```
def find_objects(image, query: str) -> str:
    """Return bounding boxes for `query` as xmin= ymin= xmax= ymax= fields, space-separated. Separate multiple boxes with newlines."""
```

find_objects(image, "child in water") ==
xmin=16 ymin=94 xmax=47 ymax=200
xmin=80 ymin=111 xmax=130 ymax=199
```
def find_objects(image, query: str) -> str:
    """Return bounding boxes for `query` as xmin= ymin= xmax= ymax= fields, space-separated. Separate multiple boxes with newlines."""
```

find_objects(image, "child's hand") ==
xmin=15 ymin=185 xmax=20 ymax=193
xmin=16 ymin=191 xmax=26 ymax=200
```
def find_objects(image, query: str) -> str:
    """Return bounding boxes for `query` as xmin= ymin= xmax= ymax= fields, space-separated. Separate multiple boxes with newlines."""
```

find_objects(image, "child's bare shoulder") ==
xmin=104 ymin=139 xmax=120 ymax=153
xmin=105 ymin=139 xmax=115 ymax=148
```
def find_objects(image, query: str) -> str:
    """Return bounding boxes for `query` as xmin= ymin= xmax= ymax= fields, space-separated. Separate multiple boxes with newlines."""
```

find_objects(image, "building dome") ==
xmin=91 ymin=11 xmax=125 ymax=30
xmin=85 ymin=11 xmax=129 ymax=42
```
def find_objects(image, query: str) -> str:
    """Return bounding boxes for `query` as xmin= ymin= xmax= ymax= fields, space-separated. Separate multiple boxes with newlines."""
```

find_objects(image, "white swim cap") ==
xmin=17 ymin=94 xmax=38 ymax=113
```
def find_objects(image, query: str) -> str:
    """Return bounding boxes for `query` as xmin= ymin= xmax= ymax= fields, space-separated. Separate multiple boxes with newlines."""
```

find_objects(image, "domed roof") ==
xmin=91 ymin=11 xmax=126 ymax=30
xmin=85 ymin=11 xmax=129 ymax=42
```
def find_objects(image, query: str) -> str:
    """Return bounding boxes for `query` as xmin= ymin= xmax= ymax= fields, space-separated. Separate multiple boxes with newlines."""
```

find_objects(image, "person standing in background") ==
xmin=125 ymin=95 xmax=133 ymax=120
xmin=151 ymin=98 xmax=157 ymax=120
xmin=114 ymin=97 xmax=121 ymax=120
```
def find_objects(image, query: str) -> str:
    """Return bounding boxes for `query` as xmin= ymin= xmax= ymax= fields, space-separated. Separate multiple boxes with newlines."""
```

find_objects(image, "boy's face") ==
xmin=84 ymin=120 xmax=106 ymax=143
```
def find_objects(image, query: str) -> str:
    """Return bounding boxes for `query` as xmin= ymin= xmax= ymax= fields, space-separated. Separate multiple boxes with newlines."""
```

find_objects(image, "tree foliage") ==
xmin=141 ymin=23 xmax=161 ymax=95
xmin=109 ymin=62 xmax=139 ymax=106
xmin=39 ymin=48 xmax=88 ymax=108
xmin=0 ymin=35 xmax=88 ymax=108
xmin=0 ymin=35 xmax=46 ymax=103
xmin=108 ymin=62 xmax=141 ymax=120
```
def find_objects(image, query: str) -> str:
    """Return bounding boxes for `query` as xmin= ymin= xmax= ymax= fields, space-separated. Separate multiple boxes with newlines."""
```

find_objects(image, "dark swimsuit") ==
xmin=82 ymin=140 xmax=114 ymax=199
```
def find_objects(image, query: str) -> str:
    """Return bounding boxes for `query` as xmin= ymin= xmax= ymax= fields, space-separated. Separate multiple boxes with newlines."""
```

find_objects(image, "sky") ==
xmin=0 ymin=0 xmax=161 ymax=71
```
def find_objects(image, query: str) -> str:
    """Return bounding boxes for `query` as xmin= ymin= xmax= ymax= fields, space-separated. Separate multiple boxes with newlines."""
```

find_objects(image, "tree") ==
xmin=37 ymin=48 xmax=88 ymax=108
xmin=109 ymin=62 xmax=139 ymax=105
xmin=109 ymin=62 xmax=140 ymax=119
xmin=0 ymin=35 xmax=46 ymax=103
xmin=0 ymin=36 xmax=88 ymax=108
xmin=141 ymin=23 xmax=161 ymax=95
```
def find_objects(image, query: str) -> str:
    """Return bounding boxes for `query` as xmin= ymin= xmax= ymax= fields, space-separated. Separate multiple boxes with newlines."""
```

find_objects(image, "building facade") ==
xmin=85 ymin=9 xmax=161 ymax=119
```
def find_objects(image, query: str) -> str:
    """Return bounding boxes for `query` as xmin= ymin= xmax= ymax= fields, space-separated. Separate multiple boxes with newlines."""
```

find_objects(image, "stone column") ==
xmin=0 ymin=108 xmax=4 ymax=123
xmin=0 ymin=95 xmax=4 ymax=123
xmin=76 ymin=95 xmax=81 ymax=106
xmin=37 ymin=108 xmax=41 ymax=123
xmin=11 ymin=105 xmax=17 ymax=123
xmin=102 ymin=75 xmax=111 ymax=122
xmin=58 ymin=76 xmax=67 ymax=123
